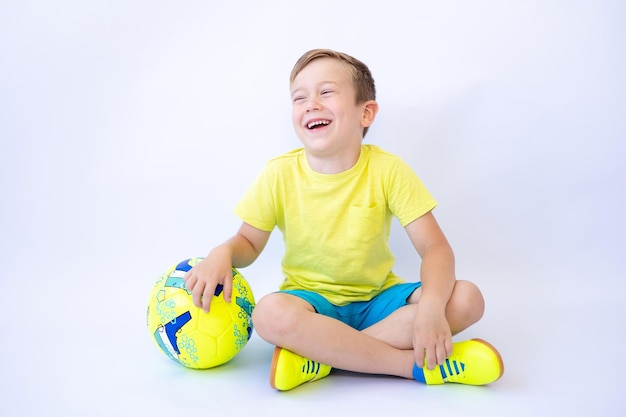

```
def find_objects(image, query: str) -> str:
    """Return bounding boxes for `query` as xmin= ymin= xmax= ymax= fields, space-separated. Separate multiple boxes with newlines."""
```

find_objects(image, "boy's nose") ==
xmin=306 ymin=101 xmax=321 ymax=112
xmin=306 ymin=97 xmax=322 ymax=112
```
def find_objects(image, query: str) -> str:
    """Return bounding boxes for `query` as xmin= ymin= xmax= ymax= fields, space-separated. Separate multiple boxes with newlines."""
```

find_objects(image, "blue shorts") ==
xmin=280 ymin=282 xmax=422 ymax=331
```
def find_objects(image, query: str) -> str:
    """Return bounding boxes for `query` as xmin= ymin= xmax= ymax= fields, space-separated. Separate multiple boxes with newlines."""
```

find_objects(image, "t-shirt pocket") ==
xmin=348 ymin=203 xmax=384 ymax=243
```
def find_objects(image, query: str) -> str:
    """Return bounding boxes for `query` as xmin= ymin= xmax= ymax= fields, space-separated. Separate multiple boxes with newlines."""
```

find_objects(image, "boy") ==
xmin=184 ymin=49 xmax=503 ymax=391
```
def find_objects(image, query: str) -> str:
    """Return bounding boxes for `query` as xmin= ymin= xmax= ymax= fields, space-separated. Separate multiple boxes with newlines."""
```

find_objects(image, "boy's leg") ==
xmin=252 ymin=280 xmax=502 ymax=389
xmin=360 ymin=279 xmax=502 ymax=386
xmin=252 ymin=292 xmax=415 ymax=379
xmin=362 ymin=279 xmax=485 ymax=348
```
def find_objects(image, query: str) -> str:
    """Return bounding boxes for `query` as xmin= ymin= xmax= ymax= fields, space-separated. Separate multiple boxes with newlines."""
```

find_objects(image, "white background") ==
xmin=1 ymin=1 xmax=624 ymax=416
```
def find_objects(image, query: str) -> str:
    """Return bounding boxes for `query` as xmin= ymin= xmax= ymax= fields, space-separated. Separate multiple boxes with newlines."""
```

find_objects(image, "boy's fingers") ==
xmin=414 ymin=344 xmax=426 ymax=369
xmin=202 ymin=284 xmax=216 ymax=313
xmin=184 ymin=274 xmax=196 ymax=291
xmin=426 ymin=347 xmax=437 ymax=370
xmin=436 ymin=344 xmax=447 ymax=367
xmin=192 ymin=282 xmax=205 ymax=310
xmin=223 ymin=273 xmax=233 ymax=303
xmin=446 ymin=338 xmax=453 ymax=358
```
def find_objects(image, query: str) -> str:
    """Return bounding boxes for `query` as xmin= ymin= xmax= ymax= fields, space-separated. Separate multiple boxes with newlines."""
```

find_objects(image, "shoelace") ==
xmin=302 ymin=360 xmax=321 ymax=376
xmin=440 ymin=358 xmax=466 ymax=380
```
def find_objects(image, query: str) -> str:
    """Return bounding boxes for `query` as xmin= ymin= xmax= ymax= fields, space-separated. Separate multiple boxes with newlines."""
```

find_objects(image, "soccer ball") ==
xmin=146 ymin=257 xmax=255 ymax=369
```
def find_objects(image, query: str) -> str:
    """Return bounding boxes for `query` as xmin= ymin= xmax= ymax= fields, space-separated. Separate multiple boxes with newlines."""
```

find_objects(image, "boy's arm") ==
xmin=185 ymin=222 xmax=271 ymax=312
xmin=404 ymin=211 xmax=456 ymax=370
xmin=229 ymin=221 xmax=272 ymax=268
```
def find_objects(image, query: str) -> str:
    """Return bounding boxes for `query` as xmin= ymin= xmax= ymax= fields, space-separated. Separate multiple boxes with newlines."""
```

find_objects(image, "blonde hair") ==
xmin=290 ymin=49 xmax=377 ymax=137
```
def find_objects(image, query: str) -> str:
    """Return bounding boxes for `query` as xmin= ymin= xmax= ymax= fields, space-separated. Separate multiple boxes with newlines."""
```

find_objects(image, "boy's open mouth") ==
xmin=307 ymin=119 xmax=331 ymax=130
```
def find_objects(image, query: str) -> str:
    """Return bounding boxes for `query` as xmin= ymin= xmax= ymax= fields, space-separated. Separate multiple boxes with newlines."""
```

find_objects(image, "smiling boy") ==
xmin=184 ymin=49 xmax=503 ymax=390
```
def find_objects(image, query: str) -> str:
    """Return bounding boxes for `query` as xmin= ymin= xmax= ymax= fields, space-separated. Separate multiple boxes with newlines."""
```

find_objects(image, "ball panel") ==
xmin=177 ymin=328 xmax=218 ymax=369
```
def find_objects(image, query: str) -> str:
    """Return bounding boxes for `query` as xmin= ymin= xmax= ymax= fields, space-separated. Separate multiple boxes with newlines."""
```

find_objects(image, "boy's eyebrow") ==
xmin=290 ymin=81 xmax=340 ymax=96
xmin=290 ymin=87 xmax=304 ymax=97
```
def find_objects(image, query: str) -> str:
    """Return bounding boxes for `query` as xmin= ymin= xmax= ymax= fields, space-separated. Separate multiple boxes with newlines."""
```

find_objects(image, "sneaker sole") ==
xmin=269 ymin=346 xmax=282 ymax=390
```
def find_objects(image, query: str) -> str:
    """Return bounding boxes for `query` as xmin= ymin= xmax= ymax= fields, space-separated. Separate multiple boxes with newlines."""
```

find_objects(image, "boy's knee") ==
xmin=252 ymin=294 xmax=281 ymax=335
xmin=453 ymin=280 xmax=485 ymax=322
xmin=252 ymin=293 xmax=301 ymax=341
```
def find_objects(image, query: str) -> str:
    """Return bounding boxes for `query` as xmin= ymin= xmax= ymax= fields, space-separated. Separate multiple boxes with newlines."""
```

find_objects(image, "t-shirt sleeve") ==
xmin=386 ymin=158 xmax=438 ymax=227
xmin=234 ymin=165 xmax=278 ymax=232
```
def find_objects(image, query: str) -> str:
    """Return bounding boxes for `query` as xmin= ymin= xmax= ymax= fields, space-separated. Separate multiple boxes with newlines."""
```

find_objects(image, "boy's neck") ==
xmin=305 ymin=146 xmax=362 ymax=174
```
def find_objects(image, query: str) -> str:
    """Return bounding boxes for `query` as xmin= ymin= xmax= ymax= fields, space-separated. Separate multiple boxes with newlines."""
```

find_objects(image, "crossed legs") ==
xmin=251 ymin=280 xmax=485 ymax=379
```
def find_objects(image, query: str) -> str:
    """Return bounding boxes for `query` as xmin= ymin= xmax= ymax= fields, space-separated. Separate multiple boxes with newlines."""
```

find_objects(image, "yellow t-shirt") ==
xmin=234 ymin=145 xmax=437 ymax=306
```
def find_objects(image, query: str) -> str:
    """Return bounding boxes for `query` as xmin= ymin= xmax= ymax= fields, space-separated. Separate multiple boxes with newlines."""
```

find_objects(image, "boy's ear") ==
xmin=361 ymin=100 xmax=379 ymax=127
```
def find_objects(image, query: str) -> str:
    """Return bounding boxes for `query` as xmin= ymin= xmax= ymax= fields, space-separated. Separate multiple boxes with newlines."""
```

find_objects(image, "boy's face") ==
xmin=290 ymin=58 xmax=377 ymax=160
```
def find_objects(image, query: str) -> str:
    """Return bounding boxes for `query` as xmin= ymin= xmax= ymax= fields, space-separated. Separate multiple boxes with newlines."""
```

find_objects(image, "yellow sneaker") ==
xmin=270 ymin=347 xmax=332 ymax=391
xmin=413 ymin=339 xmax=504 ymax=385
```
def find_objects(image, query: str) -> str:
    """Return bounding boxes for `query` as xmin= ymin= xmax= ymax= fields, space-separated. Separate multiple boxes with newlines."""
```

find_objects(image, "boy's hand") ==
xmin=412 ymin=302 xmax=453 ymax=370
xmin=183 ymin=250 xmax=233 ymax=313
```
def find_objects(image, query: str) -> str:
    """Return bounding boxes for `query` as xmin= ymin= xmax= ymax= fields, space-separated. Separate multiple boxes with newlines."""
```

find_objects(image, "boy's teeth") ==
xmin=307 ymin=120 xmax=330 ymax=129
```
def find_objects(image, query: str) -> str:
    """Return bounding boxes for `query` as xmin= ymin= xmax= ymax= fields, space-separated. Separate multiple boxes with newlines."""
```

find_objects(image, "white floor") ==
xmin=1 ymin=241 xmax=623 ymax=417
xmin=1 ymin=1 xmax=624 ymax=416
